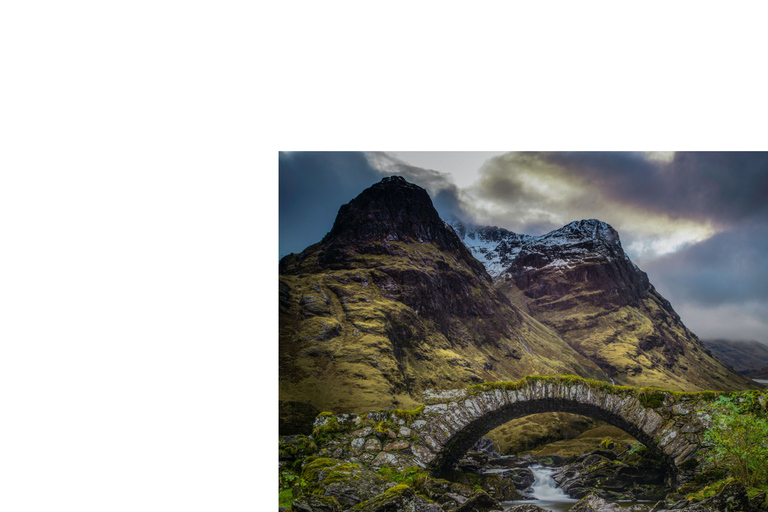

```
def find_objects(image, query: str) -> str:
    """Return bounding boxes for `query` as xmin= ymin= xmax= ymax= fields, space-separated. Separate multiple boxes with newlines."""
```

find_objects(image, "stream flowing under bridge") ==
xmin=312 ymin=376 xmax=740 ymax=487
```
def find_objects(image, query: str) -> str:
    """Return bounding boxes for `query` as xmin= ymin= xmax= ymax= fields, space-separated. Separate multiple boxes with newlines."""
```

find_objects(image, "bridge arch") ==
xmin=414 ymin=377 xmax=710 ymax=487
xmin=319 ymin=376 xmax=715 ymax=490
xmin=428 ymin=398 xmax=673 ymax=482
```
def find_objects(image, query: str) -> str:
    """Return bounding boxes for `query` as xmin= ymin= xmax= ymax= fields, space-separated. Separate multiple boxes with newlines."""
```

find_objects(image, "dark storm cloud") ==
xmin=540 ymin=152 xmax=768 ymax=227
xmin=279 ymin=152 xmax=385 ymax=257
xmin=530 ymin=151 xmax=768 ymax=309
xmin=475 ymin=171 xmax=529 ymax=202
xmin=644 ymin=223 xmax=768 ymax=306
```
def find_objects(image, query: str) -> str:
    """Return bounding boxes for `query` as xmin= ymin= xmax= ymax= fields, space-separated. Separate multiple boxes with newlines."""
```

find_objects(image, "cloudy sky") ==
xmin=280 ymin=151 xmax=768 ymax=346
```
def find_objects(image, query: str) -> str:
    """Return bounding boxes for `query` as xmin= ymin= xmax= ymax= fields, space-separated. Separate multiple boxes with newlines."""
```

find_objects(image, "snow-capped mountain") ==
xmin=448 ymin=218 xmax=634 ymax=280
xmin=446 ymin=215 xmax=752 ymax=391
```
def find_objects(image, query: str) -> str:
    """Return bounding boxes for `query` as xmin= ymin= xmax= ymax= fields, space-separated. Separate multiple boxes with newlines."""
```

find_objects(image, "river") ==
xmin=503 ymin=465 xmax=576 ymax=512
xmin=501 ymin=465 xmax=652 ymax=512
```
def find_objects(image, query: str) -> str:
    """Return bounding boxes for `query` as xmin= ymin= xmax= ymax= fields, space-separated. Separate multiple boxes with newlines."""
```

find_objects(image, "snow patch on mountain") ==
xmin=446 ymin=219 xmax=535 ymax=277
xmin=448 ymin=217 xmax=632 ymax=279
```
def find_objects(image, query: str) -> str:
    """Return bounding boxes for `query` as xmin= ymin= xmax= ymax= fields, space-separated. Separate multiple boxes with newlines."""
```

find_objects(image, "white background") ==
xmin=1 ymin=1 xmax=766 ymax=510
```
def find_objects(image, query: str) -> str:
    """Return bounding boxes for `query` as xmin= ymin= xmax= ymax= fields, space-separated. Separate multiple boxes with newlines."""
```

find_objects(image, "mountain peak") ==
xmin=322 ymin=176 xmax=461 ymax=250
xmin=298 ymin=176 xmax=488 ymax=277
xmin=536 ymin=219 xmax=621 ymax=249
xmin=563 ymin=219 xmax=614 ymax=237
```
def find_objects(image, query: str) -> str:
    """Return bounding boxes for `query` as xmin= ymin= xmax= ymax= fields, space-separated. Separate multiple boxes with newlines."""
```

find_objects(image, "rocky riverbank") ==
xmin=279 ymin=433 xmax=768 ymax=512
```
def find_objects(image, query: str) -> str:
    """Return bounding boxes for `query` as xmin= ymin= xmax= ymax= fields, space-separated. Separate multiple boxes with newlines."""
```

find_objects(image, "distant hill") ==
xmin=748 ymin=365 xmax=768 ymax=380
xmin=702 ymin=339 xmax=768 ymax=375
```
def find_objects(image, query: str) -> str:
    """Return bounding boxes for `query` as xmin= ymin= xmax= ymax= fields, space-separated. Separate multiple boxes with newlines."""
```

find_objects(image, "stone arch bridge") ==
xmin=312 ymin=376 xmax=734 ymax=487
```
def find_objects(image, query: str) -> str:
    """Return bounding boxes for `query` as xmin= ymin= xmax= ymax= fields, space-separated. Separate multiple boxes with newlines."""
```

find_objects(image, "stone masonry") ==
xmin=311 ymin=376 xmax=745 ymax=489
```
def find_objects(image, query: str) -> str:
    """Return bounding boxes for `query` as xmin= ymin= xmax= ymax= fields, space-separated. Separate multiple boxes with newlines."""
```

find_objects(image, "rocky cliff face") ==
xmin=279 ymin=177 xmax=606 ymax=421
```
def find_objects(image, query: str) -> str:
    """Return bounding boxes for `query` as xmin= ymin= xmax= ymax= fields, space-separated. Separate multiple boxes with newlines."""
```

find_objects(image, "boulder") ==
xmin=535 ymin=454 xmax=567 ymax=466
xmin=438 ymin=492 xmax=467 ymax=510
xmin=571 ymin=492 xmax=623 ymax=512
xmin=551 ymin=447 xmax=668 ymax=501
xmin=697 ymin=481 xmax=751 ymax=512
xmin=454 ymin=489 xmax=503 ymax=512
xmin=480 ymin=473 xmax=522 ymax=501
xmin=507 ymin=505 xmax=551 ymax=512
xmin=490 ymin=468 xmax=535 ymax=490
xmin=300 ymin=457 xmax=395 ymax=509
xmin=457 ymin=451 xmax=489 ymax=473
xmin=417 ymin=477 xmax=454 ymax=501
xmin=353 ymin=484 xmax=441 ymax=512
xmin=290 ymin=494 xmax=342 ymax=512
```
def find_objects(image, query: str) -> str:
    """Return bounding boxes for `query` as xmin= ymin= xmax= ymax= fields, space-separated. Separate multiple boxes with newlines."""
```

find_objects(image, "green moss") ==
xmin=373 ymin=421 xmax=388 ymax=436
xmin=351 ymin=483 xmax=414 ymax=511
xmin=279 ymin=435 xmax=318 ymax=461
xmin=469 ymin=374 xmax=671 ymax=402
xmin=686 ymin=478 xmax=734 ymax=501
xmin=377 ymin=466 xmax=429 ymax=486
xmin=747 ymin=484 xmax=768 ymax=500
xmin=392 ymin=405 xmax=425 ymax=423
xmin=382 ymin=483 xmax=411 ymax=496
xmin=278 ymin=488 xmax=293 ymax=507
xmin=301 ymin=457 xmax=338 ymax=482
xmin=639 ymin=391 xmax=666 ymax=408
xmin=695 ymin=391 xmax=718 ymax=402
xmin=324 ymin=465 xmax=359 ymax=484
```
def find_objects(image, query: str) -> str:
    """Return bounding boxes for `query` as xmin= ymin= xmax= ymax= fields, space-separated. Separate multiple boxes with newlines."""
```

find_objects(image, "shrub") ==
xmin=703 ymin=396 xmax=768 ymax=487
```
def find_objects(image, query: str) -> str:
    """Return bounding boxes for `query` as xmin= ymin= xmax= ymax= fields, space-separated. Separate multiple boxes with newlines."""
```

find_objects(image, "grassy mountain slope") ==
xmin=503 ymin=281 xmax=753 ymax=391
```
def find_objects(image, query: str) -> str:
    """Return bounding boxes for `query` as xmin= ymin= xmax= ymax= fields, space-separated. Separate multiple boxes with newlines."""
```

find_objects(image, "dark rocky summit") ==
xmin=319 ymin=176 xmax=480 ymax=270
